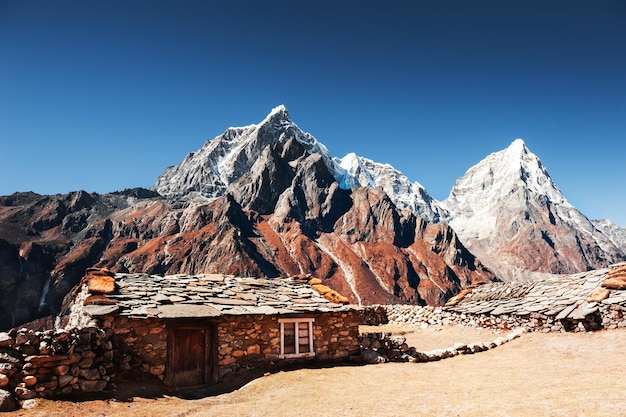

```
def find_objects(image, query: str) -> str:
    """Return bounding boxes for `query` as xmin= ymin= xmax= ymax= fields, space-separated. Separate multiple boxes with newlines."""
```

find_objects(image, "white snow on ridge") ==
xmin=152 ymin=105 xmax=445 ymax=223
xmin=335 ymin=152 xmax=446 ymax=223
xmin=151 ymin=107 xmax=624 ymax=278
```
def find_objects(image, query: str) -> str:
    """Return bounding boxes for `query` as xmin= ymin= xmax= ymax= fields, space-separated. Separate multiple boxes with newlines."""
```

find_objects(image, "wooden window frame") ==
xmin=278 ymin=318 xmax=315 ymax=359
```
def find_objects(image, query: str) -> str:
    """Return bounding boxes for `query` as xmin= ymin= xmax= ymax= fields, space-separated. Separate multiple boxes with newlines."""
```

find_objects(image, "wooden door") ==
xmin=166 ymin=324 xmax=215 ymax=387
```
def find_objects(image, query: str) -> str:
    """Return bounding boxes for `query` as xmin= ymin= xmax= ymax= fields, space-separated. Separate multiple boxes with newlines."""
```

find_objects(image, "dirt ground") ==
xmin=10 ymin=324 xmax=626 ymax=417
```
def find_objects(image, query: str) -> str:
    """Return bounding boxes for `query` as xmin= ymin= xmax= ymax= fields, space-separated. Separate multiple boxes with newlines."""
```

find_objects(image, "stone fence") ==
xmin=360 ymin=303 xmax=626 ymax=333
xmin=0 ymin=326 xmax=114 ymax=411
xmin=358 ymin=328 xmax=525 ymax=364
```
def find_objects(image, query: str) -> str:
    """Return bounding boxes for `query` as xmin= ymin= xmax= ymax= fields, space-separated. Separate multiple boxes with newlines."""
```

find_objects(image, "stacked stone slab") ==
xmin=0 ymin=326 xmax=114 ymax=411
xmin=380 ymin=265 xmax=626 ymax=332
xmin=358 ymin=328 xmax=525 ymax=364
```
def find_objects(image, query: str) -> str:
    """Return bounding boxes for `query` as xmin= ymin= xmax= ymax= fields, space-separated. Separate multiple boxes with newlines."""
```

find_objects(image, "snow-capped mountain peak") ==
xmin=152 ymin=105 xmax=339 ymax=199
xmin=442 ymin=138 xmax=624 ymax=279
xmin=152 ymin=106 xmax=444 ymax=223
xmin=444 ymin=138 xmax=571 ymax=212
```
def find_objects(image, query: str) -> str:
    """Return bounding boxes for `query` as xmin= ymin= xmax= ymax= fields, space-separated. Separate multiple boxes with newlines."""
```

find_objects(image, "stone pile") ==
xmin=0 ymin=326 xmax=114 ymax=411
xmin=358 ymin=328 xmax=525 ymax=364
xmin=359 ymin=305 xmax=388 ymax=325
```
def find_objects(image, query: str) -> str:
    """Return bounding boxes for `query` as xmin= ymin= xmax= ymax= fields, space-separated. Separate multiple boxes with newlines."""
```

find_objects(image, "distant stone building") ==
xmin=79 ymin=269 xmax=361 ymax=387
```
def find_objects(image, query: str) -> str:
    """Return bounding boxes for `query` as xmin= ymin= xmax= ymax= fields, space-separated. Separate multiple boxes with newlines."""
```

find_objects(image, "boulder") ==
xmin=77 ymin=379 xmax=107 ymax=393
xmin=23 ymin=375 xmax=37 ymax=387
xmin=13 ymin=386 xmax=35 ymax=400
xmin=87 ymin=275 xmax=116 ymax=294
xmin=607 ymin=264 xmax=626 ymax=278
xmin=0 ymin=363 xmax=17 ymax=377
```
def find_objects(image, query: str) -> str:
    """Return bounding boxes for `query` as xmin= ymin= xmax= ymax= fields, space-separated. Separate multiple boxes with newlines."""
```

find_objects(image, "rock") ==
xmin=0 ymin=363 xmax=17 ymax=377
xmin=14 ymin=386 xmax=36 ymax=400
xmin=0 ymin=374 xmax=8 ymax=388
xmin=453 ymin=342 xmax=468 ymax=351
xmin=0 ymin=333 xmax=12 ymax=348
xmin=79 ymin=368 xmax=101 ymax=380
xmin=77 ymin=379 xmax=107 ymax=393
xmin=58 ymin=375 xmax=73 ymax=388
xmin=0 ymin=348 xmax=23 ymax=365
xmin=23 ymin=376 xmax=37 ymax=387
xmin=361 ymin=349 xmax=386 ymax=364
xmin=53 ymin=365 xmax=70 ymax=376
xmin=21 ymin=398 xmax=39 ymax=410
xmin=587 ymin=287 xmax=611 ymax=303
xmin=601 ymin=278 xmax=626 ymax=290
xmin=0 ymin=389 xmax=18 ymax=412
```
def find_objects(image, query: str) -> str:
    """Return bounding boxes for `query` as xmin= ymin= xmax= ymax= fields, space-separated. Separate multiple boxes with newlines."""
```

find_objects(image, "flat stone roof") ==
xmin=445 ymin=266 xmax=626 ymax=320
xmin=82 ymin=273 xmax=356 ymax=319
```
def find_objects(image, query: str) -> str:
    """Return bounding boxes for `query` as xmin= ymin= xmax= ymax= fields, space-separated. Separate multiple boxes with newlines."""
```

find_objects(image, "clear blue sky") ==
xmin=1 ymin=1 xmax=625 ymax=226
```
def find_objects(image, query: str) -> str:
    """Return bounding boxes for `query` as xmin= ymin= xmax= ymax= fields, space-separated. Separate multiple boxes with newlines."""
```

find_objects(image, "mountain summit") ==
xmin=441 ymin=139 xmax=625 ymax=280
xmin=335 ymin=152 xmax=445 ymax=222
xmin=153 ymin=105 xmax=340 ymax=200
xmin=153 ymin=108 xmax=625 ymax=281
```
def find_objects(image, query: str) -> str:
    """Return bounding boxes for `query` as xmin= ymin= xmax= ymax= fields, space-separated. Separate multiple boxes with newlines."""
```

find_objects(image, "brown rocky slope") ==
xmin=0 ymin=139 xmax=495 ymax=330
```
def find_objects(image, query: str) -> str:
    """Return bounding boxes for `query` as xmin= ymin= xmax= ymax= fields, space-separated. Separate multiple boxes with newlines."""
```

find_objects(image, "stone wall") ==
xmin=358 ymin=328 xmax=525 ymax=364
xmin=99 ymin=311 xmax=361 ymax=384
xmin=217 ymin=311 xmax=361 ymax=380
xmin=381 ymin=304 xmax=626 ymax=332
xmin=359 ymin=305 xmax=389 ymax=326
xmin=0 ymin=326 xmax=114 ymax=411
xmin=102 ymin=315 xmax=168 ymax=380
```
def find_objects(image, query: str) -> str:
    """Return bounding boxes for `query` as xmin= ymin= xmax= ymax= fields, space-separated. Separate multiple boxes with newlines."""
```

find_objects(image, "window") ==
xmin=279 ymin=318 xmax=315 ymax=358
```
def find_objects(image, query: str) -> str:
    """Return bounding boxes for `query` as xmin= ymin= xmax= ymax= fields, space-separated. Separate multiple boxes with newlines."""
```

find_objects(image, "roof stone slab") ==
xmin=82 ymin=272 xmax=355 ymax=319
xmin=446 ymin=267 xmax=626 ymax=320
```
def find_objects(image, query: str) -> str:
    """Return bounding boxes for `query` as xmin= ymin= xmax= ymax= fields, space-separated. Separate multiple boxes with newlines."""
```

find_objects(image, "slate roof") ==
xmin=82 ymin=272 xmax=356 ymax=319
xmin=445 ymin=266 xmax=626 ymax=320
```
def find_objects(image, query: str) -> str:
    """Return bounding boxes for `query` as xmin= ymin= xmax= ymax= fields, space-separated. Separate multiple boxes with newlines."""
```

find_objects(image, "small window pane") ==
xmin=298 ymin=322 xmax=310 ymax=353
xmin=283 ymin=322 xmax=296 ymax=354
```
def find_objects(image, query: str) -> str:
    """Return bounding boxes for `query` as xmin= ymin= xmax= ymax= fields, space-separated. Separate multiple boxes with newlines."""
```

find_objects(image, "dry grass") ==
xmin=11 ymin=325 xmax=626 ymax=417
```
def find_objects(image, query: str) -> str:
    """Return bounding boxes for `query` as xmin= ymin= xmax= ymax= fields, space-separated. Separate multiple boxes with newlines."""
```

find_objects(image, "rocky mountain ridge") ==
xmin=440 ymin=139 xmax=625 ymax=280
xmin=0 ymin=137 xmax=494 ymax=330
xmin=2 ymin=106 xmax=623 ymax=329
xmin=152 ymin=106 xmax=625 ymax=279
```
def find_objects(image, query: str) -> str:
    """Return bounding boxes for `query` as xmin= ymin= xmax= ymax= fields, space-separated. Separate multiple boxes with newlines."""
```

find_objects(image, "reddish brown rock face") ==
xmin=0 ymin=143 xmax=495 ymax=330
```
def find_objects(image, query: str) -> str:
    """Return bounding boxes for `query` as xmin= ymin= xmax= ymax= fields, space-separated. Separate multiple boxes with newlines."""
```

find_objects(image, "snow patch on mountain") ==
xmin=592 ymin=219 xmax=626 ymax=252
xmin=441 ymin=138 xmax=624 ymax=279
xmin=153 ymin=105 xmax=343 ymax=199
xmin=336 ymin=152 xmax=445 ymax=222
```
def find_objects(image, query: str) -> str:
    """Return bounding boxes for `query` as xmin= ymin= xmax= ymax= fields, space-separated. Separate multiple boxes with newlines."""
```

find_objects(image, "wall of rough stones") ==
xmin=100 ymin=311 xmax=361 ymax=383
xmin=358 ymin=328 xmax=525 ymax=364
xmin=378 ymin=304 xmax=626 ymax=332
xmin=0 ymin=310 xmax=361 ymax=411
xmin=217 ymin=311 xmax=361 ymax=379
xmin=0 ymin=326 xmax=114 ymax=411
xmin=102 ymin=316 xmax=169 ymax=380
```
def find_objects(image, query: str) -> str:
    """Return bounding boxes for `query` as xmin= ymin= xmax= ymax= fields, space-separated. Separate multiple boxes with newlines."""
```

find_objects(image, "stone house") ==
xmin=79 ymin=269 xmax=361 ymax=388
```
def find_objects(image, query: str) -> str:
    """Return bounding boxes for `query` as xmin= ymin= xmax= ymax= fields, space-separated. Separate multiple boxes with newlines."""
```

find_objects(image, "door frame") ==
xmin=165 ymin=320 xmax=218 ymax=387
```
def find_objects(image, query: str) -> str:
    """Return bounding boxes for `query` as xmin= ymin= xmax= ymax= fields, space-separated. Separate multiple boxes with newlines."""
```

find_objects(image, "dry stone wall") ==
xmin=358 ymin=328 xmax=525 ymax=364
xmin=378 ymin=303 xmax=626 ymax=333
xmin=104 ymin=316 xmax=168 ymax=379
xmin=361 ymin=268 xmax=626 ymax=333
xmin=0 ymin=326 xmax=114 ymax=411
xmin=218 ymin=312 xmax=361 ymax=379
